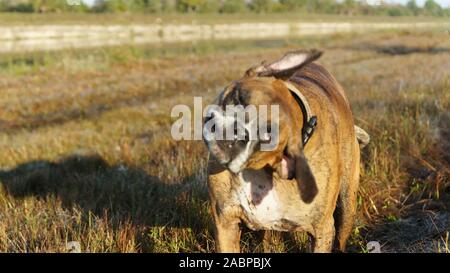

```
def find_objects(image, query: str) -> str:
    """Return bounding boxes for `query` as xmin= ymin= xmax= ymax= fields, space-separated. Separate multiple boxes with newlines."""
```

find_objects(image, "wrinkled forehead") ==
xmin=217 ymin=77 xmax=277 ymax=107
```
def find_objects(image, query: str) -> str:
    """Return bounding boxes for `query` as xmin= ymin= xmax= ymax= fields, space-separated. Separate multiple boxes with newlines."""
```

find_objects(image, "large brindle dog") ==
xmin=204 ymin=50 xmax=369 ymax=253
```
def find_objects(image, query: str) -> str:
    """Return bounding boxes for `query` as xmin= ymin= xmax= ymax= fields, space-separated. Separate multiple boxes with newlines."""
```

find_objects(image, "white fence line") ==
xmin=0 ymin=22 xmax=448 ymax=53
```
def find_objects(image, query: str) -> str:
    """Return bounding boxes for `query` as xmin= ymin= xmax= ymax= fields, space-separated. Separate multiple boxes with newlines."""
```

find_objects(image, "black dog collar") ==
xmin=283 ymin=81 xmax=317 ymax=146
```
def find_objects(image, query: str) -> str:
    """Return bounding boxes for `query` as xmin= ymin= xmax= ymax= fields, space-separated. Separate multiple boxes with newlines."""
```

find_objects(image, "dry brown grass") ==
xmin=0 ymin=29 xmax=449 ymax=252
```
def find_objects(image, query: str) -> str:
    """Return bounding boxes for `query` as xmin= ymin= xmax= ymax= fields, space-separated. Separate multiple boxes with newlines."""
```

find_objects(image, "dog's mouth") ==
xmin=205 ymin=139 xmax=256 ymax=174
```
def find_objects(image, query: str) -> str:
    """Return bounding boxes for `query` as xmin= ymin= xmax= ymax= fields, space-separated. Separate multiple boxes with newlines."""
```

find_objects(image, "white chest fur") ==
xmin=235 ymin=172 xmax=289 ymax=231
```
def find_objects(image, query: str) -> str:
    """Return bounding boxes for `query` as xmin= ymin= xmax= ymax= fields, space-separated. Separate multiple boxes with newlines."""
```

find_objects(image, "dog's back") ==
xmin=291 ymin=62 xmax=353 ymax=121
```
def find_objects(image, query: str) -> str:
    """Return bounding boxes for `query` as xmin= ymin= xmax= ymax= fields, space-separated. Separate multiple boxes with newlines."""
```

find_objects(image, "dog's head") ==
xmin=203 ymin=50 xmax=322 ymax=202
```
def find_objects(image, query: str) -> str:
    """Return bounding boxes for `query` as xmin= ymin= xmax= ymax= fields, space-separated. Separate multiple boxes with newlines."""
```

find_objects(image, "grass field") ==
xmin=0 ymin=28 xmax=449 ymax=253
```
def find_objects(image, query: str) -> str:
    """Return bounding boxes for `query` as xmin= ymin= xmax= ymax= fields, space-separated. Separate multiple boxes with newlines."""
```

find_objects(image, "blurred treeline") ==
xmin=0 ymin=0 xmax=449 ymax=16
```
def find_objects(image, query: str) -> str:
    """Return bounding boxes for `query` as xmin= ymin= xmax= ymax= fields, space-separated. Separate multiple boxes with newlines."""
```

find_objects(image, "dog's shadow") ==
xmin=0 ymin=152 xmax=210 ymax=252
xmin=0 ymin=153 xmax=324 ymax=252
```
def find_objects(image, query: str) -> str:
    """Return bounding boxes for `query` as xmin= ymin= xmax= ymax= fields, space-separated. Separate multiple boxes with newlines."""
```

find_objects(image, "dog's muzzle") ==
xmin=203 ymin=109 xmax=258 ymax=173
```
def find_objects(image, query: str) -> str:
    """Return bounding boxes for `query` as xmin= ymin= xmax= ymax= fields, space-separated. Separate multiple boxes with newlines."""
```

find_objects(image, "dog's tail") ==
xmin=354 ymin=126 xmax=370 ymax=149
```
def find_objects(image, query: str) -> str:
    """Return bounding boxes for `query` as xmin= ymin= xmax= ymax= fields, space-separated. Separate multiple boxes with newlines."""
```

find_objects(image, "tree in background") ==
xmin=424 ymin=0 xmax=443 ymax=16
xmin=0 ymin=0 xmax=89 ymax=12
xmin=126 ymin=0 xmax=161 ymax=12
xmin=0 ymin=0 xmax=34 ymax=12
xmin=197 ymin=0 xmax=220 ymax=13
xmin=177 ymin=0 xmax=205 ymax=12
xmin=406 ymin=0 xmax=420 ymax=15
xmin=249 ymin=0 xmax=272 ymax=13
xmin=339 ymin=0 xmax=357 ymax=15
xmin=92 ymin=0 xmax=129 ymax=12
xmin=0 ymin=0 xmax=449 ymax=16
xmin=38 ymin=0 xmax=90 ymax=12
xmin=386 ymin=4 xmax=410 ymax=16
xmin=278 ymin=0 xmax=306 ymax=11
xmin=316 ymin=0 xmax=339 ymax=14
xmin=160 ymin=0 xmax=176 ymax=12
xmin=220 ymin=0 xmax=247 ymax=13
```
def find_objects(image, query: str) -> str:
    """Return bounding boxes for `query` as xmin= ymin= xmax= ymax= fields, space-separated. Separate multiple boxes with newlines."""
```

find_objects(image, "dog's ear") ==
xmin=292 ymin=151 xmax=318 ymax=203
xmin=246 ymin=49 xmax=322 ymax=80
xmin=277 ymin=144 xmax=318 ymax=204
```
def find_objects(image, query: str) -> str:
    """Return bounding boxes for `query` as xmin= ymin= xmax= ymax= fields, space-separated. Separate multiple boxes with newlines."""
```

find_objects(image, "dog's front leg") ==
xmin=211 ymin=203 xmax=242 ymax=253
xmin=312 ymin=217 xmax=335 ymax=253
xmin=214 ymin=218 xmax=241 ymax=253
xmin=208 ymin=158 xmax=242 ymax=253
